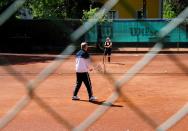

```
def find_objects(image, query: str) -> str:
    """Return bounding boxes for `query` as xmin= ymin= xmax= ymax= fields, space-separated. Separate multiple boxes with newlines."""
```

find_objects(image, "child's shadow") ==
xmin=78 ymin=100 xmax=123 ymax=107
xmin=110 ymin=62 xmax=125 ymax=65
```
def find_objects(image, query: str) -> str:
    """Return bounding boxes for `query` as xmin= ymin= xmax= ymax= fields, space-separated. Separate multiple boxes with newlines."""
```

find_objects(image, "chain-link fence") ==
xmin=0 ymin=0 xmax=188 ymax=130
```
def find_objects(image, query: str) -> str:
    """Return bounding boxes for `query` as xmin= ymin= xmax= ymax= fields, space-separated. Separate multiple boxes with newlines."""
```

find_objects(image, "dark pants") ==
xmin=104 ymin=48 xmax=111 ymax=62
xmin=73 ymin=72 xmax=93 ymax=98
xmin=104 ymin=48 xmax=112 ymax=56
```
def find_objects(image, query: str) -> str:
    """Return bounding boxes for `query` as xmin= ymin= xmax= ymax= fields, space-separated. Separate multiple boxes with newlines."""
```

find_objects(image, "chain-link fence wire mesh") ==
xmin=0 ymin=0 xmax=188 ymax=130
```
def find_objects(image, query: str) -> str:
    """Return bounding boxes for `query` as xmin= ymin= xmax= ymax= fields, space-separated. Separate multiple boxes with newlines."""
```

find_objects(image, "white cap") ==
xmin=81 ymin=42 xmax=88 ymax=49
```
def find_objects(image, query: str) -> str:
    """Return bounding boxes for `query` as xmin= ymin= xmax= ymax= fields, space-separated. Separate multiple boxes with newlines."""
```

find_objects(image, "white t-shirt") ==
xmin=75 ymin=49 xmax=91 ymax=72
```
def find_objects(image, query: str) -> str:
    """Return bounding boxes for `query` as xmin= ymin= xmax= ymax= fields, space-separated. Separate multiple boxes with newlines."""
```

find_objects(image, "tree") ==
xmin=23 ymin=0 xmax=67 ymax=18
xmin=163 ymin=0 xmax=188 ymax=18
xmin=0 ymin=0 xmax=96 ymax=19
xmin=22 ymin=0 xmax=92 ymax=19
xmin=82 ymin=7 xmax=112 ymax=50
xmin=171 ymin=0 xmax=188 ymax=15
xmin=0 ymin=0 xmax=14 ymax=13
xmin=163 ymin=0 xmax=176 ymax=18
xmin=65 ymin=0 xmax=91 ymax=19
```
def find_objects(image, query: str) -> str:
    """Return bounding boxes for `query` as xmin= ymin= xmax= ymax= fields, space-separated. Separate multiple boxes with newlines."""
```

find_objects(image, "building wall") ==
xmin=100 ymin=0 xmax=160 ymax=19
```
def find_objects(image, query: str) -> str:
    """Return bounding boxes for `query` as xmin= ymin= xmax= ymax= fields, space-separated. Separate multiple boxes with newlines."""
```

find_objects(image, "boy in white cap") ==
xmin=72 ymin=42 xmax=97 ymax=102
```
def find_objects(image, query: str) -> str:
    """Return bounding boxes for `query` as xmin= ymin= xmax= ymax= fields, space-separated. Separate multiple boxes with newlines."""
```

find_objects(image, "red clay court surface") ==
xmin=0 ymin=53 xmax=188 ymax=131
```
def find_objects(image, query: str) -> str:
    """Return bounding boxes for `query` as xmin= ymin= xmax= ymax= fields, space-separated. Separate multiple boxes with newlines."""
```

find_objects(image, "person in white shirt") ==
xmin=72 ymin=42 xmax=97 ymax=102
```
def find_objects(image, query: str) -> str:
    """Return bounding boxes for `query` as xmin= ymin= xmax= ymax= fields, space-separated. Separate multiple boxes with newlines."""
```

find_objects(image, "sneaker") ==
xmin=89 ymin=96 xmax=97 ymax=102
xmin=72 ymin=96 xmax=80 ymax=100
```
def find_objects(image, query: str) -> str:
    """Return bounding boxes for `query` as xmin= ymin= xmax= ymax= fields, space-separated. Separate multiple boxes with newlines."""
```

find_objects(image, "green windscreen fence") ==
xmin=85 ymin=19 xmax=188 ymax=43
